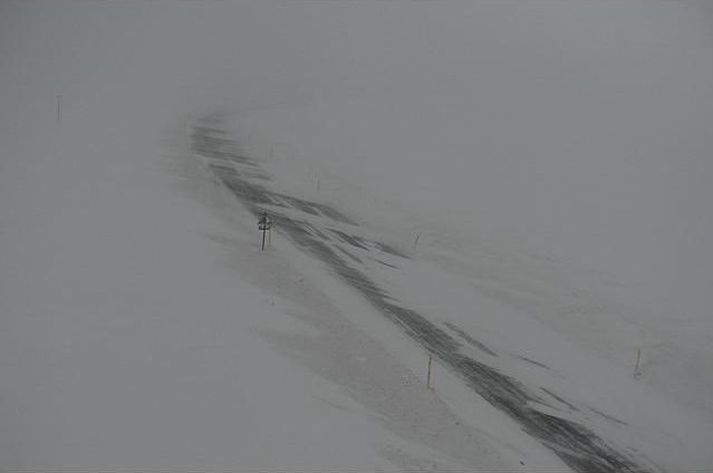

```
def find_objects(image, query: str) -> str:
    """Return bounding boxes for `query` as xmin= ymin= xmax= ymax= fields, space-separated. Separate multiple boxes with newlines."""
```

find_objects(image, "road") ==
xmin=191 ymin=119 xmax=656 ymax=473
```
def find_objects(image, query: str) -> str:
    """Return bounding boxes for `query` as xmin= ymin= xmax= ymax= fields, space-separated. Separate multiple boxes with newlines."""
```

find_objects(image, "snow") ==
xmin=2 ymin=1 xmax=713 ymax=471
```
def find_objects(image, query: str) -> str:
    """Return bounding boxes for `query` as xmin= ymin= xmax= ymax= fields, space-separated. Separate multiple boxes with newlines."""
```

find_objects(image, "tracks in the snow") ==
xmin=190 ymin=121 xmax=656 ymax=473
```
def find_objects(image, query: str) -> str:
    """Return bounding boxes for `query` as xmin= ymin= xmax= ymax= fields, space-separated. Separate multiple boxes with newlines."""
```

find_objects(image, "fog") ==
xmin=2 ymin=1 xmax=712 ymax=469
xmin=4 ymin=1 xmax=711 ymax=317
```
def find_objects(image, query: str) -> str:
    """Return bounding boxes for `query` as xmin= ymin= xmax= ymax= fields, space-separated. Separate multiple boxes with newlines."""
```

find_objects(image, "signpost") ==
xmin=258 ymin=211 xmax=272 ymax=251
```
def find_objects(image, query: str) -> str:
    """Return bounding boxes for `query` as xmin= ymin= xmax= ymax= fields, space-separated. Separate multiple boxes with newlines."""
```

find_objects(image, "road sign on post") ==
xmin=258 ymin=211 xmax=272 ymax=251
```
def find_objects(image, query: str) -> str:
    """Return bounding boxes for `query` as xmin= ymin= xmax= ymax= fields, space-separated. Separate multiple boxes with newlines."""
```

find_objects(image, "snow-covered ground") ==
xmin=2 ymin=1 xmax=712 ymax=471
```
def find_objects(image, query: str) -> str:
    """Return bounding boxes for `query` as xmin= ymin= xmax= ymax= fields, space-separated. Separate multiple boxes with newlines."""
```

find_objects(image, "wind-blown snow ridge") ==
xmin=190 ymin=119 xmax=659 ymax=473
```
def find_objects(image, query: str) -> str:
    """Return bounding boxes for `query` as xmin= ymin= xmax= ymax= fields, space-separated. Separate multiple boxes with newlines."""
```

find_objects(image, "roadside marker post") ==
xmin=258 ymin=211 xmax=272 ymax=251
xmin=426 ymin=354 xmax=433 ymax=389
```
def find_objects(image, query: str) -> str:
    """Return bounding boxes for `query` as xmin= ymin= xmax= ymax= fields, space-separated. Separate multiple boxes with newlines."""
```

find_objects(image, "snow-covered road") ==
xmin=188 ymin=119 xmax=692 ymax=473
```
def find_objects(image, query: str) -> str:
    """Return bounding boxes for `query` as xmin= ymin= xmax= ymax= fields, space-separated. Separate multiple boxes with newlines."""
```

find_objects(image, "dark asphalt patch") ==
xmin=589 ymin=406 xmax=629 ymax=427
xmin=329 ymin=229 xmax=371 ymax=251
xmin=443 ymin=321 xmax=498 ymax=357
xmin=375 ymin=241 xmax=409 ymax=259
xmin=541 ymin=387 xmax=581 ymax=413
xmin=375 ymin=259 xmax=399 ymax=269
xmin=336 ymin=245 xmax=363 ymax=264
xmin=518 ymin=355 xmax=551 ymax=370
